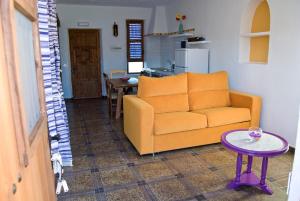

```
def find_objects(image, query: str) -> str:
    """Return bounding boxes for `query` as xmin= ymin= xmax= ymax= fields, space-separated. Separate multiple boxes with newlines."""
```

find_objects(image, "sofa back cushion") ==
xmin=138 ymin=73 xmax=189 ymax=113
xmin=188 ymin=71 xmax=231 ymax=110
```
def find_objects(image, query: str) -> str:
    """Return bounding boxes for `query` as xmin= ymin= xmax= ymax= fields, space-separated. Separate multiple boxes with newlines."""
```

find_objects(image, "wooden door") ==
xmin=0 ymin=0 xmax=56 ymax=201
xmin=69 ymin=29 xmax=102 ymax=98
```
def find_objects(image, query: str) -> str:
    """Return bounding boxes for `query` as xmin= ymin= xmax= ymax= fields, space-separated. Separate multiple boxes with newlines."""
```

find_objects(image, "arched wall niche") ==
xmin=239 ymin=0 xmax=270 ymax=64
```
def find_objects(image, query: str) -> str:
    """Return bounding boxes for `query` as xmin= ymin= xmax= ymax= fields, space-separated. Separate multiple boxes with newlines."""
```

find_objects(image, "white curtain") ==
xmin=37 ymin=0 xmax=72 ymax=166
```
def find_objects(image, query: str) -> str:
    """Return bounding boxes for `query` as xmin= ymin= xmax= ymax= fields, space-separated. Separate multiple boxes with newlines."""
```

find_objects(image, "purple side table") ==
xmin=221 ymin=129 xmax=289 ymax=195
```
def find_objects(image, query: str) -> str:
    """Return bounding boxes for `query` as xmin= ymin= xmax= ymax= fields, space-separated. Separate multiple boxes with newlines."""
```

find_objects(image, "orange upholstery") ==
xmin=142 ymin=94 xmax=188 ymax=114
xmin=137 ymin=74 xmax=189 ymax=113
xmin=123 ymin=95 xmax=154 ymax=154
xmin=154 ymin=122 xmax=250 ymax=154
xmin=230 ymin=91 xmax=262 ymax=127
xmin=192 ymin=107 xmax=251 ymax=128
xmin=154 ymin=112 xmax=207 ymax=135
xmin=188 ymin=71 xmax=231 ymax=110
xmin=123 ymin=71 xmax=262 ymax=155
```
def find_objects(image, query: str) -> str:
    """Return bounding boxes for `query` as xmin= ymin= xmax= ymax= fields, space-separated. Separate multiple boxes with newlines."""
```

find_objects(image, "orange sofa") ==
xmin=123 ymin=71 xmax=262 ymax=155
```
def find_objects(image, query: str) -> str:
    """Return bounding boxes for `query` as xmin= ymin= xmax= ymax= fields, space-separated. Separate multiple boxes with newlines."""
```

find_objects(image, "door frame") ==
xmin=68 ymin=28 xmax=102 ymax=98
xmin=0 ymin=0 xmax=56 ymax=200
xmin=288 ymin=106 xmax=300 ymax=201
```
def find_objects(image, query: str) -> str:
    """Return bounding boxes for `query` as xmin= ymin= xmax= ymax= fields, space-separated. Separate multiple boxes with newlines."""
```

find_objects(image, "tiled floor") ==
xmin=58 ymin=98 xmax=293 ymax=201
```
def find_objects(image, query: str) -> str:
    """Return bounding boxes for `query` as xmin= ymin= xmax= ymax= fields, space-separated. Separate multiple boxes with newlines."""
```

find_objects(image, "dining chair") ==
xmin=103 ymin=73 xmax=117 ymax=117
xmin=110 ymin=69 xmax=127 ymax=79
xmin=110 ymin=69 xmax=135 ymax=95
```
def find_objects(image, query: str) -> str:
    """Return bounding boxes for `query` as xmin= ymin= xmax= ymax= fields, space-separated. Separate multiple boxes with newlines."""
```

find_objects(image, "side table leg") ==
xmin=260 ymin=157 xmax=273 ymax=195
xmin=246 ymin=155 xmax=253 ymax=173
xmin=228 ymin=153 xmax=243 ymax=189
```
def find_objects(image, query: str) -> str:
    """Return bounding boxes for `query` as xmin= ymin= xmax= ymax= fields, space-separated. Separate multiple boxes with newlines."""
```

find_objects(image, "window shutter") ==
xmin=127 ymin=20 xmax=144 ymax=62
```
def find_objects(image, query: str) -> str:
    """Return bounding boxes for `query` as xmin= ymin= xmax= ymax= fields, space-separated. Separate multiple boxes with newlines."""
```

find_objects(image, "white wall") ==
xmin=57 ymin=4 xmax=155 ymax=97
xmin=164 ymin=0 xmax=300 ymax=146
xmin=145 ymin=37 xmax=161 ymax=68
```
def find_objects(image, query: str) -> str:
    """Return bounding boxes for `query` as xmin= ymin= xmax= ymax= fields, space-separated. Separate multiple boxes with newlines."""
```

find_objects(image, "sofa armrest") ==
xmin=230 ymin=91 xmax=262 ymax=127
xmin=123 ymin=95 xmax=154 ymax=155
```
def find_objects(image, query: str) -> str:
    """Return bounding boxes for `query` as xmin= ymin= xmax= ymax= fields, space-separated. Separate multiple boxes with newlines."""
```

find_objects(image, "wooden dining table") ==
xmin=108 ymin=78 xmax=138 ymax=119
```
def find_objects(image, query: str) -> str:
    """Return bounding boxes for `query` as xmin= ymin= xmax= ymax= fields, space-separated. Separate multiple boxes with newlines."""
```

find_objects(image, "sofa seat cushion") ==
xmin=192 ymin=107 xmax=251 ymax=128
xmin=154 ymin=112 xmax=207 ymax=135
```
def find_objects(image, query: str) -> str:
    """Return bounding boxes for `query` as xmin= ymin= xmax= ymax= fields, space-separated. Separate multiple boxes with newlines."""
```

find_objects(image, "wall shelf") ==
xmin=241 ymin=31 xmax=270 ymax=37
xmin=187 ymin=41 xmax=211 ymax=45
xmin=144 ymin=28 xmax=195 ymax=37
xmin=240 ymin=61 xmax=268 ymax=65
xmin=169 ymin=32 xmax=194 ymax=38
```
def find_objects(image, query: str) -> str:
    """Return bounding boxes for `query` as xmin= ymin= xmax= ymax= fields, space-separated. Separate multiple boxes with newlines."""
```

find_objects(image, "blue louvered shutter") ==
xmin=127 ymin=20 xmax=144 ymax=73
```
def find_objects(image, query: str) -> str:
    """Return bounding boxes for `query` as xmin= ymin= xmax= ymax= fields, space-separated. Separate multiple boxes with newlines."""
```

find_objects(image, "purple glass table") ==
xmin=221 ymin=129 xmax=289 ymax=195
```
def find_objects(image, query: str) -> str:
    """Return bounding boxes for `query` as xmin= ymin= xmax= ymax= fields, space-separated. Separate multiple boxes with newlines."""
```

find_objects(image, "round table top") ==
xmin=221 ymin=129 xmax=289 ymax=157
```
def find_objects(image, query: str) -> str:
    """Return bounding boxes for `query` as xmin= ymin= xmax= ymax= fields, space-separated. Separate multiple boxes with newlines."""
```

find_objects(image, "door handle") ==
xmin=12 ymin=174 xmax=22 ymax=195
xmin=12 ymin=183 xmax=17 ymax=195
xmin=17 ymin=174 xmax=22 ymax=183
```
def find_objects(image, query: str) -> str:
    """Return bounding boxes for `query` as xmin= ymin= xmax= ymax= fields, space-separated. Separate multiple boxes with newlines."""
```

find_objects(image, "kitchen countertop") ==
xmin=141 ymin=67 xmax=177 ymax=77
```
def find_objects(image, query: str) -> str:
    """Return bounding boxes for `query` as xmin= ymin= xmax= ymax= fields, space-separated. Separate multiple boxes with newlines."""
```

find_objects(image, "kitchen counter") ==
xmin=140 ymin=67 xmax=177 ymax=77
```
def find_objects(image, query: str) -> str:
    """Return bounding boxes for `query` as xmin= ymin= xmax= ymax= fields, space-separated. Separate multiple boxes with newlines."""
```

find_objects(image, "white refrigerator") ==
xmin=175 ymin=48 xmax=209 ymax=74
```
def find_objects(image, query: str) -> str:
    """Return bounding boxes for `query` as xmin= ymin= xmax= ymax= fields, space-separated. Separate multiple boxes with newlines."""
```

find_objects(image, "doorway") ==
xmin=69 ymin=29 xmax=102 ymax=98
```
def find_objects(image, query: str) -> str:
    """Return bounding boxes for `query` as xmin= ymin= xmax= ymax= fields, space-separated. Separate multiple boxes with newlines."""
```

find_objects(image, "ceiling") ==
xmin=56 ymin=0 xmax=173 ymax=7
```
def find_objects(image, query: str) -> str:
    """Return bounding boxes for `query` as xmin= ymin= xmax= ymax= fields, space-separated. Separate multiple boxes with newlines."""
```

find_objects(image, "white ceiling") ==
xmin=56 ymin=0 xmax=173 ymax=7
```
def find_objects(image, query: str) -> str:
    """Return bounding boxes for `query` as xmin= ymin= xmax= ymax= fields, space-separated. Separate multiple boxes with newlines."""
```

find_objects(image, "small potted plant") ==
xmin=176 ymin=13 xmax=186 ymax=34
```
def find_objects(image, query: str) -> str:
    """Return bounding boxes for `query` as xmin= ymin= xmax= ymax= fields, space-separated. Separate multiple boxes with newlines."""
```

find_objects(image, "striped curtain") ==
xmin=37 ymin=0 xmax=72 ymax=166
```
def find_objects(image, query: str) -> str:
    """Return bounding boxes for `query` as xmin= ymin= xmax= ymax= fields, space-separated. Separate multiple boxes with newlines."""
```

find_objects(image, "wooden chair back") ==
xmin=103 ymin=72 xmax=114 ymax=116
xmin=110 ymin=69 xmax=127 ymax=79
xmin=103 ymin=72 xmax=111 ymax=98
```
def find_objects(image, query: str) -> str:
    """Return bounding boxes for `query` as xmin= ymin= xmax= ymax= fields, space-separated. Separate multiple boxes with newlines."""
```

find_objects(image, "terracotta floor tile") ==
xmin=71 ymin=139 xmax=88 ymax=147
xmin=68 ymin=156 xmax=92 ymax=171
xmin=70 ymin=145 xmax=87 ymax=156
xmin=64 ymin=194 xmax=97 ymax=201
xmin=70 ymin=134 xmax=86 ymax=142
xmin=186 ymin=170 xmax=225 ymax=193
xmin=91 ymin=141 xmax=120 ymax=153
xmin=168 ymin=155 xmax=209 ymax=175
xmin=65 ymin=171 xmax=95 ymax=193
xmin=240 ymin=183 xmax=288 ymax=201
xmin=159 ymin=149 xmax=193 ymax=159
xmin=199 ymin=150 xmax=236 ymax=168
xmin=94 ymin=153 xmax=126 ymax=168
xmin=106 ymin=187 xmax=147 ymax=201
xmin=99 ymin=166 xmax=136 ymax=187
xmin=205 ymin=188 xmax=249 ymax=201
xmin=149 ymin=179 xmax=192 ymax=201
xmin=126 ymin=151 xmax=161 ymax=164
xmin=136 ymin=161 xmax=174 ymax=181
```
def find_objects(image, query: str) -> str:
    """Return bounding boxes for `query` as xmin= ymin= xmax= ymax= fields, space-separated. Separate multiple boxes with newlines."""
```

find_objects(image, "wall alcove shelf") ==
xmin=239 ymin=0 xmax=270 ymax=64
xmin=144 ymin=28 xmax=195 ymax=37
xmin=241 ymin=32 xmax=269 ymax=37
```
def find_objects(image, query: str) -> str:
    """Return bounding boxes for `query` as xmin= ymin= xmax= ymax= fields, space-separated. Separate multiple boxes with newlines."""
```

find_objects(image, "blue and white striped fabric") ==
xmin=37 ymin=0 xmax=72 ymax=166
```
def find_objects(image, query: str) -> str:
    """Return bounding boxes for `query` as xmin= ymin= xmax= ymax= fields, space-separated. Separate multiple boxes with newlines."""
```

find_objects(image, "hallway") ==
xmin=58 ymin=98 xmax=292 ymax=201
